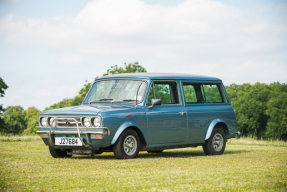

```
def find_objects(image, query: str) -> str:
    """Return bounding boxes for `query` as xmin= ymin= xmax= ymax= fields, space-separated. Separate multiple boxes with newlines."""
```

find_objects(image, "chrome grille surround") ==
xmin=54 ymin=117 xmax=82 ymax=128
xmin=38 ymin=116 xmax=102 ymax=128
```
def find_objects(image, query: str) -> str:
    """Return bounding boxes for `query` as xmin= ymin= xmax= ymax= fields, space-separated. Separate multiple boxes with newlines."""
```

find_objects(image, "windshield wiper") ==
xmin=122 ymin=99 xmax=138 ymax=102
xmin=89 ymin=98 xmax=113 ymax=104
xmin=99 ymin=98 xmax=113 ymax=101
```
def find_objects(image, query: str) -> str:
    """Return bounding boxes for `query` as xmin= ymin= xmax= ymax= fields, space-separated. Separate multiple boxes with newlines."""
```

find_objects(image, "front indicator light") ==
xmin=91 ymin=134 xmax=103 ymax=139
xmin=40 ymin=133 xmax=49 ymax=138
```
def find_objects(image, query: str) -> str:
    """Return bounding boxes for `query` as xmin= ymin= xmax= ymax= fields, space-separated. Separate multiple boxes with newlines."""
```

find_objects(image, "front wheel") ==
xmin=202 ymin=127 xmax=226 ymax=155
xmin=147 ymin=150 xmax=163 ymax=153
xmin=113 ymin=129 xmax=140 ymax=159
xmin=49 ymin=146 xmax=72 ymax=158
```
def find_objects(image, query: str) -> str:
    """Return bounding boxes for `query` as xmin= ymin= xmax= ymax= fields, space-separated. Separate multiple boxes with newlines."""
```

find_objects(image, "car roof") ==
xmin=96 ymin=73 xmax=221 ymax=81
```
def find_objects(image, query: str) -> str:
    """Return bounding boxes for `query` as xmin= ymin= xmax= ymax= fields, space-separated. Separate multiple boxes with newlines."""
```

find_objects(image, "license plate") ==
xmin=55 ymin=137 xmax=82 ymax=146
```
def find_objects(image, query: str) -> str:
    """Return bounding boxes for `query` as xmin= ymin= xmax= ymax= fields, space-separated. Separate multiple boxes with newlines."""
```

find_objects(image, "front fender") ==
xmin=111 ymin=121 xmax=142 ymax=145
xmin=205 ymin=118 xmax=226 ymax=140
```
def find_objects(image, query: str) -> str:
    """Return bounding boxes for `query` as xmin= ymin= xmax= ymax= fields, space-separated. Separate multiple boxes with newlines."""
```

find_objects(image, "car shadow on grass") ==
xmin=71 ymin=149 xmax=251 ymax=160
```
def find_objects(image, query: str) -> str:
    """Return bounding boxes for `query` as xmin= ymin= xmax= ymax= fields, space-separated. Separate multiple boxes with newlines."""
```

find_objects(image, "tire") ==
xmin=202 ymin=127 xmax=226 ymax=155
xmin=95 ymin=151 xmax=103 ymax=155
xmin=147 ymin=150 xmax=163 ymax=153
xmin=49 ymin=146 xmax=72 ymax=158
xmin=113 ymin=129 xmax=140 ymax=159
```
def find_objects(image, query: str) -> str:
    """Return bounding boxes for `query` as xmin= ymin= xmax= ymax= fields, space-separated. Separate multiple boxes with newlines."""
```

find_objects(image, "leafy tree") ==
xmin=23 ymin=107 xmax=42 ymax=135
xmin=102 ymin=62 xmax=147 ymax=76
xmin=0 ymin=77 xmax=8 ymax=97
xmin=2 ymin=106 xmax=26 ymax=135
xmin=265 ymin=89 xmax=287 ymax=140
xmin=226 ymin=83 xmax=270 ymax=138
xmin=44 ymin=98 xmax=74 ymax=111
xmin=225 ymin=82 xmax=287 ymax=140
xmin=0 ymin=77 xmax=8 ymax=132
xmin=0 ymin=105 xmax=6 ymax=133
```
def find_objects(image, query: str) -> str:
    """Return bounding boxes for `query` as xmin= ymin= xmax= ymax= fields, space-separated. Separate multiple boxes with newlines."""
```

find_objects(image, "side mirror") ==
xmin=148 ymin=99 xmax=161 ymax=109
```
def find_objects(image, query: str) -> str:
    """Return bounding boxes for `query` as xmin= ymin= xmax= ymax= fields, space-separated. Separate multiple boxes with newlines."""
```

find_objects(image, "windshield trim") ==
xmin=82 ymin=78 xmax=148 ymax=105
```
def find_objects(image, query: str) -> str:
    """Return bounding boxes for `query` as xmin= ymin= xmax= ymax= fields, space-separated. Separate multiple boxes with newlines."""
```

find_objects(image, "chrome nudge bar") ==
xmin=40 ymin=118 xmax=110 ymax=148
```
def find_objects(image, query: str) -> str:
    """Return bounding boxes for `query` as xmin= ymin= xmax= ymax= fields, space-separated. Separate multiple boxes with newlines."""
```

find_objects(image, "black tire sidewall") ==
xmin=113 ymin=129 xmax=140 ymax=159
xmin=203 ymin=127 xmax=226 ymax=155
xmin=49 ymin=146 xmax=71 ymax=158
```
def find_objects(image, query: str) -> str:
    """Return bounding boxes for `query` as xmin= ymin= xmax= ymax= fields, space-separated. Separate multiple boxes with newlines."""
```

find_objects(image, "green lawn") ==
xmin=0 ymin=137 xmax=286 ymax=191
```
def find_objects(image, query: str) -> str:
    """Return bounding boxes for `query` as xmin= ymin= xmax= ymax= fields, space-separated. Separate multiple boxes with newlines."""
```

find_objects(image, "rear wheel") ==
xmin=202 ymin=127 xmax=226 ymax=155
xmin=49 ymin=146 xmax=72 ymax=158
xmin=113 ymin=129 xmax=140 ymax=159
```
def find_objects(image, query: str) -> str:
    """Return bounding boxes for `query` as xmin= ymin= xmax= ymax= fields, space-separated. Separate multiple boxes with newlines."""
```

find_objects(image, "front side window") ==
xmin=84 ymin=80 xmax=147 ymax=103
xmin=147 ymin=81 xmax=179 ymax=104
xmin=182 ymin=82 xmax=227 ymax=104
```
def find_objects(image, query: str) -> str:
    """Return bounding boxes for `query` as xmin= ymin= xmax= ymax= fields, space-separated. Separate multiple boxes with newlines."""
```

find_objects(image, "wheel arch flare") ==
xmin=111 ymin=121 xmax=147 ymax=145
xmin=205 ymin=118 xmax=229 ymax=140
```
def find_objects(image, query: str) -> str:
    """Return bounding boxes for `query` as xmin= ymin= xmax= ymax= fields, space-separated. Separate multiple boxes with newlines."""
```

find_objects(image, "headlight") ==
xmin=93 ymin=116 xmax=101 ymax=127
xmin=49 ymin=117 xmax=55 ymax=127
xmin=41 ymin=117 xmax=47 ymax=127
xmin=84 ymin=117 xmax=91 ymax=127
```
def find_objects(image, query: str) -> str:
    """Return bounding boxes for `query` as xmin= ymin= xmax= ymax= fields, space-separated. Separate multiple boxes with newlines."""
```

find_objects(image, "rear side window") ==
xmin=182 ymin=84 xmax=197 ymax=103
xmin=182 ymin=82 xmax=228 ymax=104
xmin=203 ymin=84 xmax=224 ymax=103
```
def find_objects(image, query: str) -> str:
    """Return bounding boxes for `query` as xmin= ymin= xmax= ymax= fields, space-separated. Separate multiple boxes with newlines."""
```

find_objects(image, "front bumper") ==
xmin=36 ymin=117 xmax=110 ymax=149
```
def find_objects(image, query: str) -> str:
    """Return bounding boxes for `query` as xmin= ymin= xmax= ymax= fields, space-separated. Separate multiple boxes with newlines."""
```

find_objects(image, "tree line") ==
xmin=0 ymin=62 xmax=286 ymax=140
xmin=225 ymin=82 xmax=287 ymax=140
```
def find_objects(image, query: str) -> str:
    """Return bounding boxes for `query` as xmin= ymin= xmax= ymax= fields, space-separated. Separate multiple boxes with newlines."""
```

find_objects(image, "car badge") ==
xmin=66 ymin=121 xmax=70 ymax=125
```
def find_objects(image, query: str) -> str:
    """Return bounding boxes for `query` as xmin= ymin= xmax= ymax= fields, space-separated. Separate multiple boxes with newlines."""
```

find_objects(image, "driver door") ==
xmin=145 ymin=80 xmax=187 ymax=144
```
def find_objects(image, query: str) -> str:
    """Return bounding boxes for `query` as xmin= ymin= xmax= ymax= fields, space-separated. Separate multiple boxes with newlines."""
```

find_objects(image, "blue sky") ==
xmin=0 ymin=0 xmax=287 ymax=110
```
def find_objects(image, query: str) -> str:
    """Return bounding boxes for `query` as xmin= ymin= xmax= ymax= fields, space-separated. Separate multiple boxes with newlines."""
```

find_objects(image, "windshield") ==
xmin=84 ymin=80 xmax=147 ymax=104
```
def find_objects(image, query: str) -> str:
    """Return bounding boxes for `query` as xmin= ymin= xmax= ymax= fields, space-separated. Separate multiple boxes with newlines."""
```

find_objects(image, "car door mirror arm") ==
xmin=148 ymin=99 xmax=161 ymax=109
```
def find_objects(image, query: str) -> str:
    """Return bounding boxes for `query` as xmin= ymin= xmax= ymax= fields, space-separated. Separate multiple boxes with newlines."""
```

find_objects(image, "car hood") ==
xmin=41 ymin=104 xmax=134 ymax=116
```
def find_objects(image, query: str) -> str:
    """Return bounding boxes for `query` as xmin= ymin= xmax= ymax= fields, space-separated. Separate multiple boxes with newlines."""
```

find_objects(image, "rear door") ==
xmin=181 ymin=81 xmax=230 ymax=143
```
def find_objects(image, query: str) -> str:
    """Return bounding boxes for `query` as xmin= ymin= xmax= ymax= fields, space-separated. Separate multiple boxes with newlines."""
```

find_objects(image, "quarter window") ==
xmin=182 ymin=82 xmax=227 ymax=104
xmin=203 ymin=84 xmax=223 ymax=103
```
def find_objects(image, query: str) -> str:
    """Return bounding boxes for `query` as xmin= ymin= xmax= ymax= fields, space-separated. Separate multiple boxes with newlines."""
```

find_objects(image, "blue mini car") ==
xmin=37 ymin=73 xmax=239 ymax=159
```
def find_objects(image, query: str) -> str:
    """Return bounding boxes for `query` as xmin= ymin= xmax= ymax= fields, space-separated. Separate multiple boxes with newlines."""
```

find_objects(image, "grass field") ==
xmin=0 ymin=137 xmax=286 ymax=191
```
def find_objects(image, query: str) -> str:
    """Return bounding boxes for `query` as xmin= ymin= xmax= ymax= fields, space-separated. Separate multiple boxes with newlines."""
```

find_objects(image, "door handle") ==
xmin=179 ymin=111 xmax=187 ymax=115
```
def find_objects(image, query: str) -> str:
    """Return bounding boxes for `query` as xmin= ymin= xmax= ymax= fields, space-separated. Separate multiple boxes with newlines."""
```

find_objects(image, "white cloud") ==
xmin=57 ymin=54 xmax=86 ymax=67
xmin=0 ymin=0 xmax=286 ymax=109
xmin=36 ymin=89 xmax=51 ymax=98
xmin=1 ymin=0 xmax=285 ymax=63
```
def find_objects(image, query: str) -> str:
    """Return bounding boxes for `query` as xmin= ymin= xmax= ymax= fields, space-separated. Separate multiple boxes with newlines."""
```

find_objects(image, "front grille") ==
xmin=53 ymin=117 xmax=82 ymax=128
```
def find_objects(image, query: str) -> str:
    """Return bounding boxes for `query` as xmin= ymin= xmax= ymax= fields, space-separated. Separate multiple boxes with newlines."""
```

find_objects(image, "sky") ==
xmin=0 ymin=0 xmax=287 ymax=110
